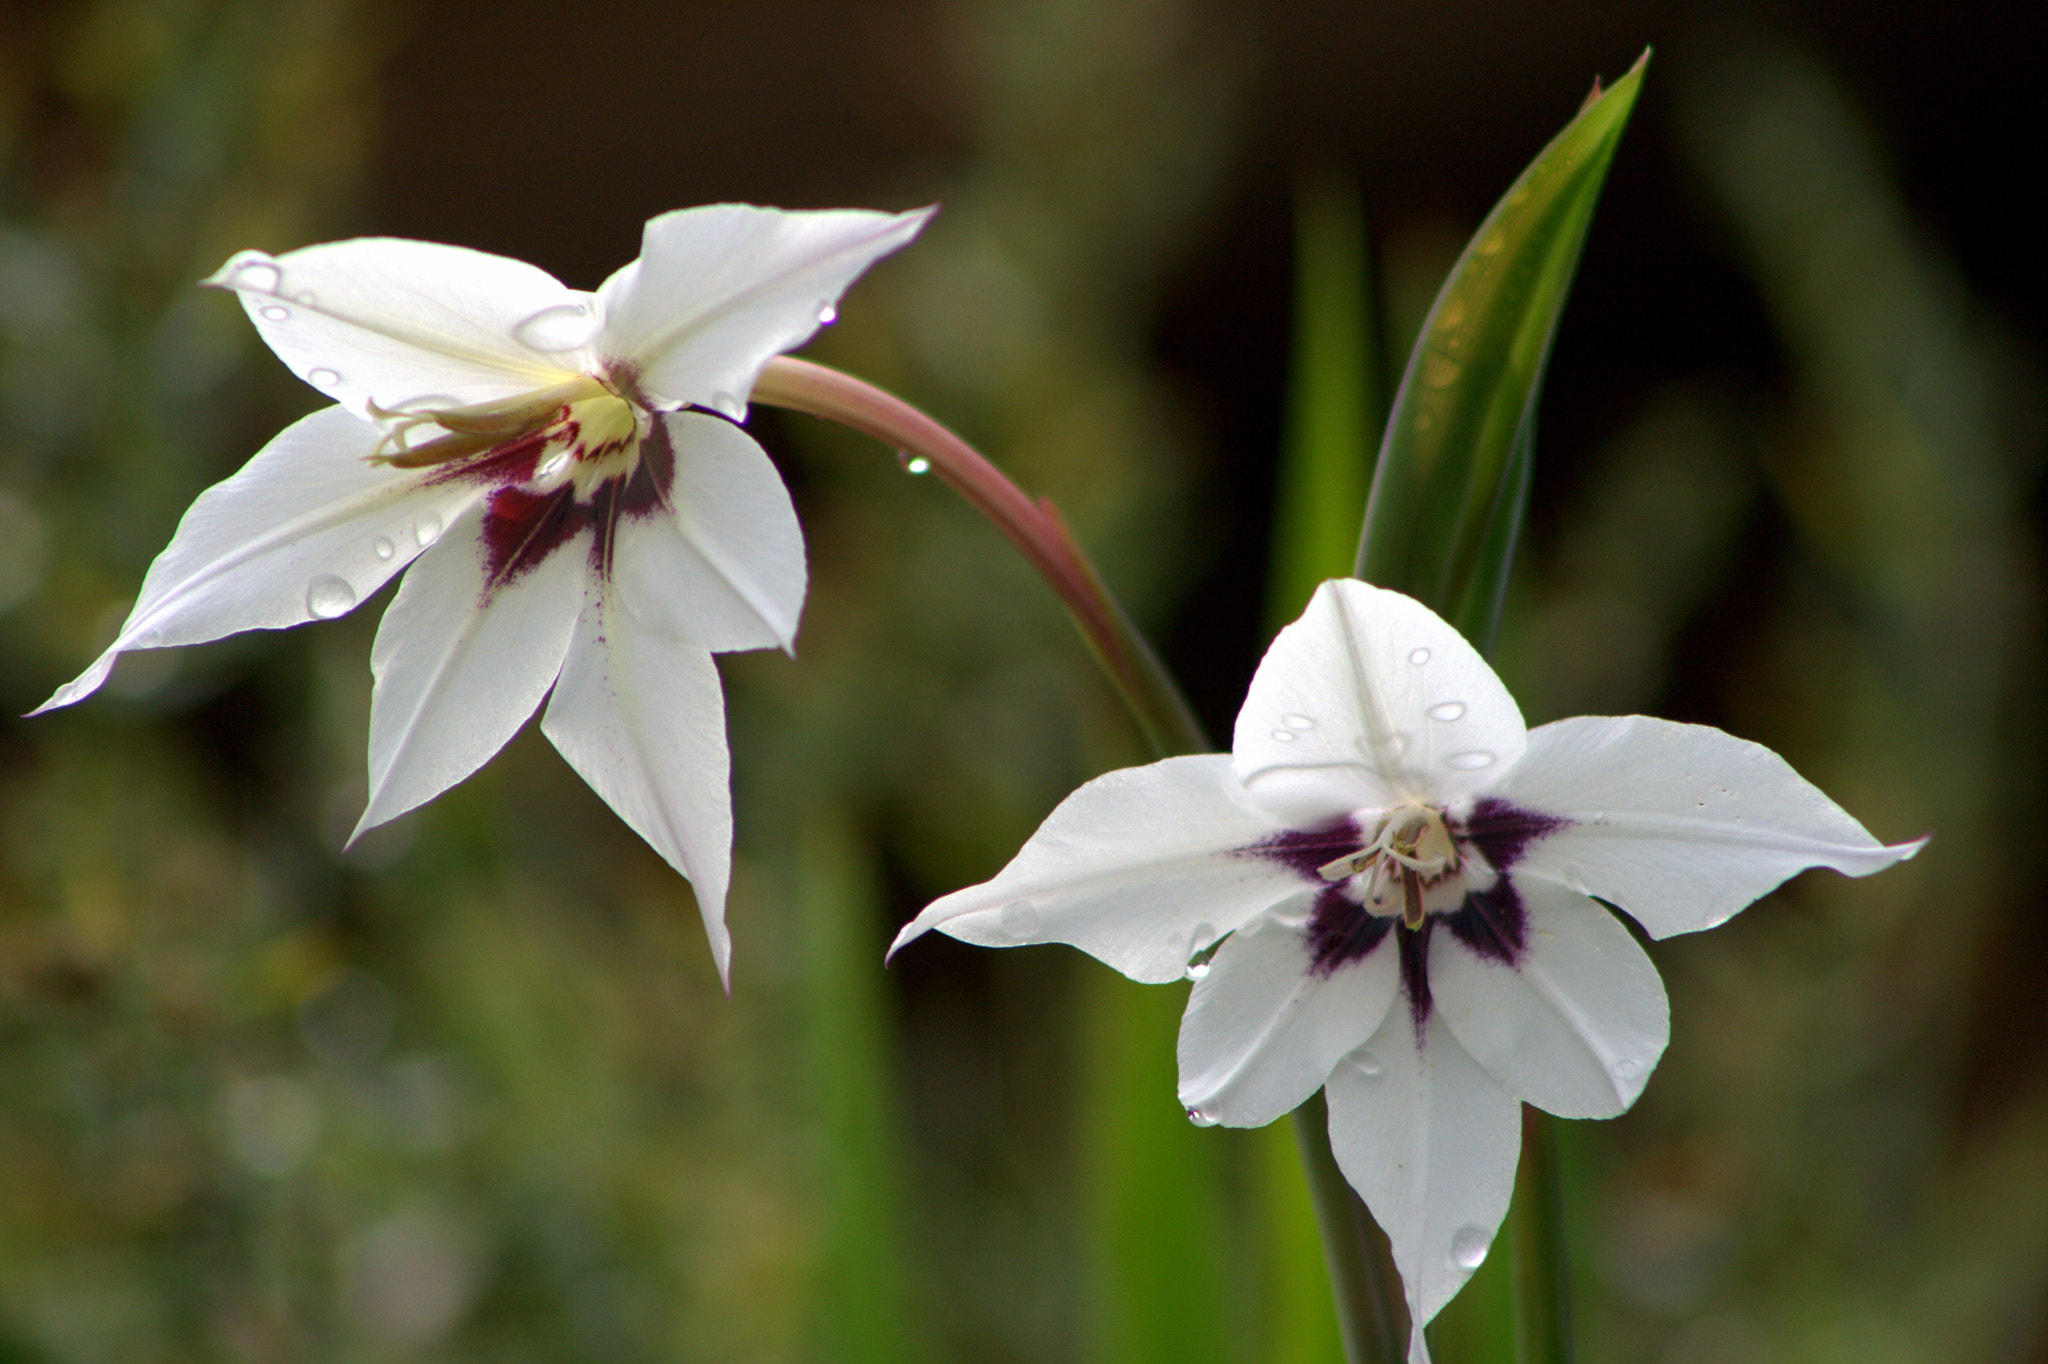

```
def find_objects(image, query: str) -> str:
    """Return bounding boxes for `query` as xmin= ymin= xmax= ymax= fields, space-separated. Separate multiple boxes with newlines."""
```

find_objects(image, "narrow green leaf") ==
xmin=1355 ymin=53 xmax=1647 ymax=637
xmin=1268 ymin=171 xmax=1382 ymax=625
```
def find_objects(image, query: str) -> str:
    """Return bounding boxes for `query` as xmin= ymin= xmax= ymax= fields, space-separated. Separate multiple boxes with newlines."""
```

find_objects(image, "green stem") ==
xmin=1511 ymin=1106 xmax=1572 ymax=1364
xmin=1292 ymin=1094 xmax=1405 ymax=1364
xmin=752 ymin=356 xmax=1209 ymax=759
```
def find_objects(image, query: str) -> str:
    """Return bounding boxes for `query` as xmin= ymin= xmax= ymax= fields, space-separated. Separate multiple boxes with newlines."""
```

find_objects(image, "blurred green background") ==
xmin=2 ymin=1 xmax=2042 ymax=1361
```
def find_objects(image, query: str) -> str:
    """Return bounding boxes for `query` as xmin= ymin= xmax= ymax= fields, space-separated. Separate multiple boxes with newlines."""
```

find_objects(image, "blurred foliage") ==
xmin=2 ymin=3 xmax=2043 ymax=1364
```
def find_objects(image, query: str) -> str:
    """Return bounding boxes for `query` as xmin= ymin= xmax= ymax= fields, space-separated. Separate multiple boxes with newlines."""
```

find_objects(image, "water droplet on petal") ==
xmin=1447 ymin=751 xmax=1496 ymax=771
xmin=709 ymin=391 xmax=744 ymax=420
xmin=1350 ymin=1051 xmax=1383 ymax=1079
xmin=372 ymin=536 xmax=396 ymax=561
xmin=260 ymin=305 xmax=291 ymax=322
xmin=1450 ymin=1225 xmax=1490 ymax=1270
xmin=1282 ymin=713 xmax=1315 ymax=730
xmin=295 ymin=291 xmax=317 ymax=305
xmin=415 ymin=512 xmax=444 ymax=547
xmin=816 ymin=303 xmax=838 ymax=325
xmin=1270 ymin=729 xmax=1298 ymax=742
xmin=511 ymin=301 xmax=597 ymax=352
xmin=307 ymin=367 xmax=341 ymax=387
xmin=1185 ymin=961 xmax=1210 ymax=980
xmin=1408 ymin=647 xmax=1431 ymax=665
xmin=1427 ymin=701 xmax=1467 ymax=722
xmin=999 ymin=899 xmax=1041 ymax=937
xmin=1615 ymin=1056 xmax=1645 ymax=1081
xmin=1186 ymin=1107 xmax=1219 ymax=1128
xmin=232 ymin=259 xmax=282 ymax=292
xmin=306 ymin=575 xmax=356 ymax=619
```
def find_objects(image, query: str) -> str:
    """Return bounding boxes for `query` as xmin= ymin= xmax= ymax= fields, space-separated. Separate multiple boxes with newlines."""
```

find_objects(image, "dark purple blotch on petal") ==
xmin=1241 ymin=816 xmax=1362 ymax=883
xmin=1397 ymin=920 xmax=1433 ymax=1036
xmin=1445 ymin=876 xmax=1528 ymax=965
xmin=480 ymin=483 xmax=588 ymax=596
xmin=1305 ymin=884 xmax=1393 ymax=977
xmin=1460 ymin=797 xmax=1571 ymax=873
xmin=588 ymin=413 xmax=676 ymax=580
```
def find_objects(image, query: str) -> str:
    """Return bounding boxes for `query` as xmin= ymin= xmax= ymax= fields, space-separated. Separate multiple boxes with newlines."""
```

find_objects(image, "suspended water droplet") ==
xmin=307 ymin=367 xmax=341 ymax=387
xmin=709 ymin=391 xmax=744 ymax=420
xmin=1408 ymin=647 xmax=1431 ymax=665
xmin=1185 ymin=961 xmax=1211 ymax=981
xmin=1270 ymin=729 xmax=1298 ymax=742
xmin=1185 ymin=1107 xmax=1219 ymax=1128
xmin=1282 ymin=714 xmax=1315 ymax=730
xmin=999 ymin=899 xmax=1041 ymax=937
xmin=1450 ymin=1225 xmax=1490 ymax=1270
xmin=232 ymin=259 xmax=282 ymax=292
xmin=306 ymin=575 xmax=357 ymax=619
xmin=1447 ymin=750 xmax=1497 ymax=770
xmin=816 ymin=303 xmax=838 ymax=325
xmin=1350 ymin=1051 xmax=1383 ymax=1079
xmin=260 ymin=305 xmax=291 ymax=322
xmin=1427 ymin=701 xmax=1467 ymax=722
xmin=372 ymin=537 xmax=396 ymax=561
xmin=512 ymin=302 xmax=597 ymax=352
xmin=415 ymin=511 xmax=444 ymax=547
xmin=906 ymin=457 xmax=931 ymax=475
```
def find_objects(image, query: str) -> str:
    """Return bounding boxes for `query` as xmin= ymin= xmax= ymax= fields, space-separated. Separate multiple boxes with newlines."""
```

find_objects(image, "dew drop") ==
xmin=816 ymin=303 xmax=838 ymax=325
xmin=260 ymin=305 xmax=291 ymax=322
xmin=512 ymin=301 xmax=597 ymax=352
xmin=1270 ymin=729 xmax=1298 ymax=742
xmin=1450 ymin=1225 xmax=1490 ymax=1270
xmin=232 ymin=259 xmax=282 ymax=292
xmin=1186 ymin=1107 xmax=1219 ymax=1128
xmin=1350 ymin=1051 xmax=1383 ymax=1079
xmin=709 ymin=391 xmax=744 ymax=420
xmin=1185 ymin=961 xmax=1211 ymax=981
xmin=414 ymin=511 xmax=444 ymax=547
xmin=1282 ymin=713 xmax=1315 ymax=730
xmin=372 ymin=536 xmax=396 ymax=561
xmin=306 ymin=575 xmax=356 ymax=619
xmin=1615 ymin=1056 xmax=1645 ymax=1081
xmin=307 ymin=367 xmax=341 ymax=387
xmin=999 ymin=899 xmax=1041 ymax=937
xmin=1408 ymin=647 xmax=1431 ymax=665
xmin=1427 ymin=701 xmax=1467 ymax=722
xmin=1447 ymin=750 xmax=1497 ymax=770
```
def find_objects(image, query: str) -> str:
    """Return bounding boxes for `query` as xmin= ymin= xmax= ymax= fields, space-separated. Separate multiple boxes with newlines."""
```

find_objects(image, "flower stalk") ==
xmin=752 ymin=356 xmax=1209 ymax=760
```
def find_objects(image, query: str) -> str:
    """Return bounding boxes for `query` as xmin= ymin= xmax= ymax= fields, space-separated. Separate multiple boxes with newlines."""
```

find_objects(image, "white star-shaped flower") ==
xmin=892 ymin=578 xmax=1923 ymax=1362
xmin=38 ymin=203 xmax=933 ymax=983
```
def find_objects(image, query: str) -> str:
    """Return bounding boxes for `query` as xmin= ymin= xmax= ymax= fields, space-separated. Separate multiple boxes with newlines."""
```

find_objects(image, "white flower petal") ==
xmin=1177 ymin=909 xmax=1400 ymax=1128
xmin=608 ymin=413 xmax=805 ymax=653
xmin=543 ymin=601 xmax=734 ymax=984
xmin=1234 ymin=580 xmax=1527 ymax=823
xmin=209 ymin=239 xmax=584 ymax=422
xmin=1326 ymin=1010 xmax=1521 ymax=1364
xmin=355 ymin=508 xmax=586 ymax=834
xmin=34 ymin=407 xmax=485 ymax=713
xmin=1431 ymin=880 xmax=1669 ymax=1119
xmin=596 ymin=204 xmax=933 ymax=416
xmin=890 ymin=755 xmax=1303 ymax=984
xmin=1495 ymin=715 xmax=1927 ymax=939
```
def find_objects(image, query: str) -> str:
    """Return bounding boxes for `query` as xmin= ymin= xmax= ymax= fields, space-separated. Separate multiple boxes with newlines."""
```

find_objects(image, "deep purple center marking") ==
xmin=1459 ymin=797 xmax=1572 ymax=874
xmin=1241 ymin=816 xmax=1363 ymax=883
xmin=1305 ymin=885 xmax=1392 ymax=977
xmin=421 ymin=403 xmax=677 ymax=605
xmin=1445 ymin=877 xmax=1527 ymax=965
xmin=1397 ymin=919 xmax=1433 ymax=1035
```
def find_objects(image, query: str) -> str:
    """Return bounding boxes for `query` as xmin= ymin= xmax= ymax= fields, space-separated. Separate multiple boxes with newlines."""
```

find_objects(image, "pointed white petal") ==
xmin=1326 ymin=1010 xmax=1521 ymax=1362
xmin=1234 ymin=581 xmax=1527 ymax=824
xmin=34 ymin=407 xmax=485 ymax=713
xmin=209 ymin=240 xmax=584 ymax=422
xmin=356 ymin=508 xmax=586 ymax=833
xmin=889 ymin=755 xmax=1305 ymax=984
xmin=1177 ymin=909 xmax=1400 ymax=1127
xmin=607 ymin=413 xmax=804 ymax=653
xmin=543 ymin=603 xmax=734 ymax=984
xmin=1431 ymin=879 xmax=1669 ymax=1119
xmin=1494 ymin=715 xmax=1927 ymax=939
xmin=595 ymin=204 xmax=933 ymax=415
